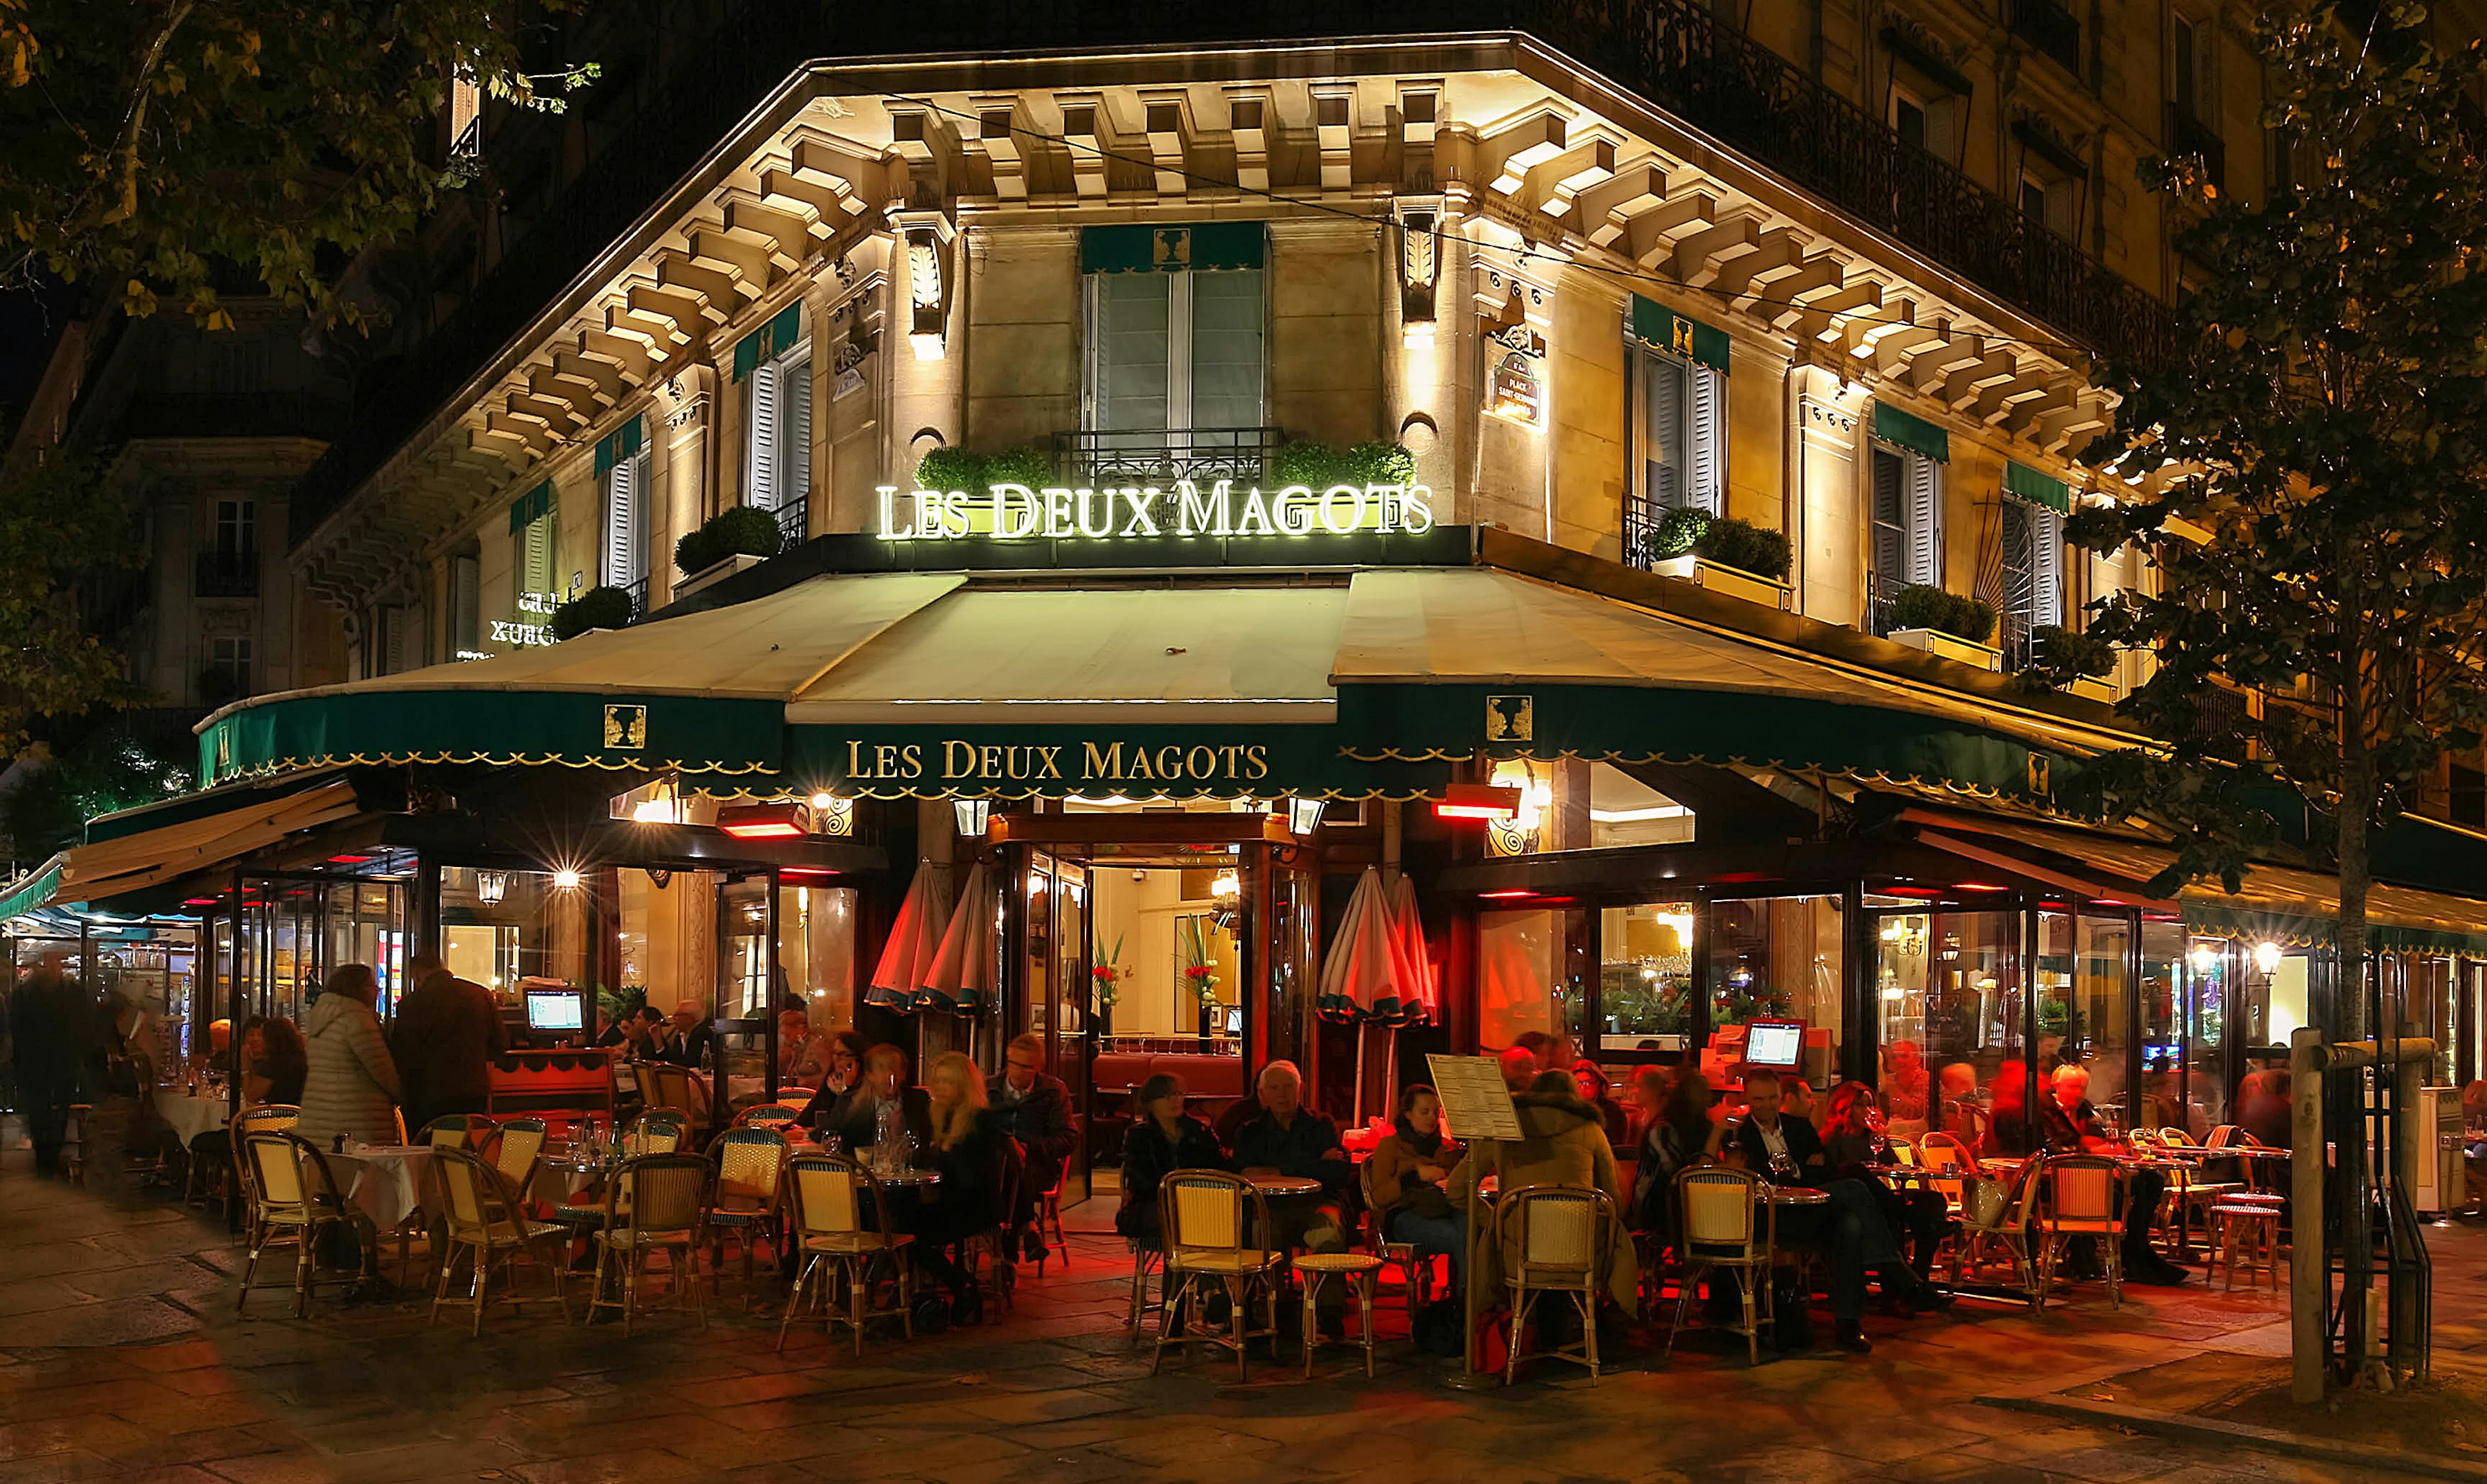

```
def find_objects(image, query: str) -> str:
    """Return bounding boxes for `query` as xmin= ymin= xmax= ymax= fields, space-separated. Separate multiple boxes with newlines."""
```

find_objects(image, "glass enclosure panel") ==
xmin=720 ymin=877 xmax=773 ymax=1018
xmin=1088 ymin=864 xmax=1239 ymax=1044
xmin=1598 ymin=900 xmax=1696 ymax=1050
xmin=1874 ymin=911 xmax=1934 ymax=1131
xmin=2400 ymin=954 xmax=2457 ymax=1085
xmin=778 ymin=881 xmax=856 ymax=1031
xmin=2185 ymin=937 xmax=2231 ymax=1129
xmin=1267 ymin=857 xmax=1317 ymax=1073
xmin=438 ymin=867 xmax=562 ymax=1021
xmin=2066 ymin=911 xmax=2133 ymax=1131
xmin=1897 ymin=910 xmax=2027 ymax=1143
xmin=1479 ymin=907 xmax=1584 ymax=1053
xmin=2137 ymin=920 xmax=2187 ymax=1133
xmin=1710 ymin=897 xmax=1841 ymax=1083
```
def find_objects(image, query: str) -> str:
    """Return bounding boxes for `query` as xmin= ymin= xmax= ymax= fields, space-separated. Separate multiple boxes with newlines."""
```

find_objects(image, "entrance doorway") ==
xmin=996 ymin=809 xmax=1318 ymax=1207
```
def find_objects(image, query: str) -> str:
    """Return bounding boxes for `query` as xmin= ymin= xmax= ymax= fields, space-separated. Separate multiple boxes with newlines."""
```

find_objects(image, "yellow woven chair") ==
xmin=418 ymin=1113 xmax=499 ymax=1149
xmin=2037 ymin=1154 xmax=2127 ymax=1308
xmin=707 ymin=1127 xmax=792 ymax=1294
xmin=637 ymin=1064 xmax=711 ymax=1146
xmin=1495 ymin=1184 xmax=1617 ymax=1383
xmin=1295 ymin=1252 xmax=1385 ymax=1378
xmin=1357 ymin=1156 xmax=1434 ymax=1324
xmin=1153 ymin=1169 xmax=1282 ymax=1380
xmin=777 ymin=1152 xmax=915 ymax=1355
xmin=1951 ymin=1154 xmax=2043 ymax=1302
xmin=622 ymin=1109 xmax=687 ymax=1156
xmin=235 ymin=1130 xmax=363 ymax=1318
xmin=587 ymin=1152 xmax=711 ymax=1335
xmin=427 ymin=1145 xmax=573 ymax=1334
xmin=735 ymin=1101 xmax=805 ymax=1130
xmin=1668 ymin=1165 xmax=1771 ymax=1366
xmin=494 ymin=1118 xmax=549 ymax=1198
xmin=1916 ymin=1134 xmax=1972 ymax=1222
xmin=225 ymin=1105 xmax=300 ymax=1247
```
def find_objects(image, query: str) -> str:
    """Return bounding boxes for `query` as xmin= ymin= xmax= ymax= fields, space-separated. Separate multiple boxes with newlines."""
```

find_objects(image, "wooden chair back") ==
xmin=1676 ymin=1165 xmax=1764 ymax=1260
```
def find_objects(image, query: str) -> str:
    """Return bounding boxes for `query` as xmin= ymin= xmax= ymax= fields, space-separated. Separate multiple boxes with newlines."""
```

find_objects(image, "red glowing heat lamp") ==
xmin=1479 ymin=888 xmax=1537 ymax=900
xmin=779 ymin=867 xmax=839 ymax=880
xmin=326 ymin=853 xmax=373 ymax=865
xmin=716 ymin=802 xmax=812 ymax=840
xmin=1951 ymin=881 xmax=2007 ymax=892
xmin=182 ymin=897 xmax=217 ymax=906
xmin=1434 ymin=783 xmax=1523 ymax=821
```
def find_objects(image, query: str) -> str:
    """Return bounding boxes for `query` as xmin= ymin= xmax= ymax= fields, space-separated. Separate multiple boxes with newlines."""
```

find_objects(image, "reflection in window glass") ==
xmin=1710 ymin=897 xmax=1840 ymax=1080
xmin=2137 ymin=920 xmax=2191 ymax=1134
xmin=2185 ymin=937 xmax=2231 ymax=1128
xmin=1598 ymin=901 xmax=1695 ymax=1050
xmin=1586 ymin=761 xmax=1693 ymax=849
xmin=1881 ymin=910 xmax=2025 ymax=1146
xmin=1479 ymin=908 xmax=1584 ymax=1052
xmin=2065 ymin=912 xmax=2131 ymax=1130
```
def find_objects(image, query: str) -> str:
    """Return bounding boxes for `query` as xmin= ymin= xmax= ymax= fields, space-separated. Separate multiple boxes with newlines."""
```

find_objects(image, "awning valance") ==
xmin=202 ymin=561 xmax=2142 ymax=802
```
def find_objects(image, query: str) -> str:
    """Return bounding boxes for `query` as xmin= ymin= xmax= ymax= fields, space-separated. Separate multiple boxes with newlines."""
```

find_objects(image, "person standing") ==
xmin=986 ymin=1031 xmax=1076 ymax=1262
xmin=12 ymin=965 xmax=91 ymax=1177
xmin=297 ymin=964 xmax=402 ymax=1148
xmin=389 ymin=957 xmax=506 ymax=1137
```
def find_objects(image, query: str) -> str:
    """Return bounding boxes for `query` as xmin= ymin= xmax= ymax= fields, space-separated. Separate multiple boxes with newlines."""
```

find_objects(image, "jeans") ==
xmin=1384 ymin=1206 xmax=1467 ymax=1285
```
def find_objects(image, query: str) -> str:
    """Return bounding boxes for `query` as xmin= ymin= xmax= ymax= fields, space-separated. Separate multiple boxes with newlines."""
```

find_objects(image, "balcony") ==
xmin=1050 ymin=427 xmax=1288 ymax=486
xmin=2010 ymin=0 xmax=2082 ymax=76
xmin=194 ymin=550 xmax=260 ymax=599
xmin=773 ymin=497 xmax=808 ymax=549
xmin=2169 ymin=107 xmax=2226 ymax=192
xmin=293 ymin=0 xmax=2179 ymax=550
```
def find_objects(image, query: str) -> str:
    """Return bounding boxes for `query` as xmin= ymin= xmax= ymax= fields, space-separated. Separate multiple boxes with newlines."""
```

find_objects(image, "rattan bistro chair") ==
xmin=236 ymin=1130 xmax=363 ymax=1318
xmin=777 ymin=1152 xmax=915 ymax=1355
xmin=587 ymin=1153 xmax=712 ymax=1335
xmin=494 ymin=1118 xmax=549 ymax=1197
xmin=1668 ymin=1165 xmax=1772 ymax=1366
xmin=419 ymin=1113 xmax=499 ymax=1150
xmin=2037 ymin=1154 xmax=2128 ymax=1308
xmin=735 ymin=1101 xmax=805 ymax=1130
xmin=707 ymin=1127 xmax=792 ymax=1293
xmin=1153 ymin=1169 xmax=1284 ymax=1380
xmin=225 ymin=1105 xmax=301 ymax=1246
xmin=428 ymin=1145 xmax=573 ymax=1334
xmin=1497 ymin=1184 xmax=1618 ymax=1384
xmin=1951 ymin=1155 xmax=2044 ymax=1302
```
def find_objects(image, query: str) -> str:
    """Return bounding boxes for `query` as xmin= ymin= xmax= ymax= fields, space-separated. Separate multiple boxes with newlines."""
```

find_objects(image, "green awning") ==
xmin=1080 ymin=223 xmax=1267 ymax=274
xmin=731 ymin=300 xmax=806 ymax=382
xmin=507 ymin=480 xmax=553 ymax=534
xmin=0 ymin=857 xmax=64 ymax=921
xmin=2005 ymin=460 xmax=2071 ymax=515
xmin=594 ymin=416 xmax=644 ymax=477
xmin=1874 ymin=401 xmax=1951 ymax=463
xmin=1630 ymin=296 xmax=1731 ymax=375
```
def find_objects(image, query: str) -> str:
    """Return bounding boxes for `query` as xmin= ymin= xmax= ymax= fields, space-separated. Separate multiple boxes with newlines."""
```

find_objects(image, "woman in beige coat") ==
xmin=1447 ymin=1070 xmax=1640 ymax=1317
xmin=294 ymin=964 xmax=402 ymax=1148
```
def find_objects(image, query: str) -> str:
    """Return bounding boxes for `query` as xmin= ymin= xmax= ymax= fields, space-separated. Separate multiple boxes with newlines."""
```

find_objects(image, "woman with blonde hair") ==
xmin=910 ymin=1051 xmax=1016 ymax=1325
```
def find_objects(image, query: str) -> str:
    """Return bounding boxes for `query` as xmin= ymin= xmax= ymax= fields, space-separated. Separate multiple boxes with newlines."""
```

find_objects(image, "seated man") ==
xmin=1727 ymin=1073 xmax=1947 ymax=1354
xmin=987 ymin=1033 xmax=1077 ymax=1261
xmin=1229 ymin=1060 xmax=1350 ymax=1336
xmin=2039 ymin=1064 xmax=2189 ymax=1286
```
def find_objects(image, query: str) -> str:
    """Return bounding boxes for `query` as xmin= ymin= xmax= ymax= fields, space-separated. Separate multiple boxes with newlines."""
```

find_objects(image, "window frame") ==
xmin=1867 ymin=441 xmax=1944 ymax=631
xmin=1633 ymin=342 xmax=1727 ymax=515
xmin=746 ymin=336 xmax=814 ymax=515
xmin=603 ymin=444 xmax=651 ymax=599
xmin=1997 ymin=494 xmax=2066 ymax=663
xmin=1080 ymin=267 xmax=1269 ymax=436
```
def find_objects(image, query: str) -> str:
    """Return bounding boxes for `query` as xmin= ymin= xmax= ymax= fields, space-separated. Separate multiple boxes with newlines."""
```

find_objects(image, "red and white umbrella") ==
xmin=920 ymin=860 xmax=998 ymax=1011
xmin=863 ymin=860 xmax=946 ymax=1011
xmin=1385 ymin=871 xmax=1438 ymax=1026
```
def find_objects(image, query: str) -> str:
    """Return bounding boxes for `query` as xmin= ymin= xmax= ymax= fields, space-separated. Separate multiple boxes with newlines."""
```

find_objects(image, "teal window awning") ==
xmin=731 ymin=301 xmax=806 ymax=383
xmin=2004 ymin=460 xmax=2071 ymax=515
xmin=1628 ymin=296 xmax=1731 ymax=375
xmin=1873 ymin=401 xmax=1951 ymax=463
xmin=1080 ymin=223 xmax=1267 ymax=274
xmin=507 ymin=480 xmax=553 ymax=535
xmin=594 ymin=416 xmax=645 ymax=477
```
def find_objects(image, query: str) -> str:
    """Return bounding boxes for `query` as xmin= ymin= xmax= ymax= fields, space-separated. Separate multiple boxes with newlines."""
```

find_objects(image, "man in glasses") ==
xmin=988 ymin=1032 xmax=1077 ymax=1263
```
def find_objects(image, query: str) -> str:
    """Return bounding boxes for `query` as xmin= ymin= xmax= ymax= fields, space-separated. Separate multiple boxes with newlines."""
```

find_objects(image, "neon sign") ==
xmin=876 ymin=480 xmax=1436 ymax=542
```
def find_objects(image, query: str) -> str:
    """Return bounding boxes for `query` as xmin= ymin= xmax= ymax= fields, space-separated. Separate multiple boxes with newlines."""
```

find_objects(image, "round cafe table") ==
xmin=1248 ymin=1175 xmax=1324 ymax=1198
xmin=1762 ymin=1186 xmax=1830 ymax=1207
xmin=154 ymin=1089 xmax=232 ymax=1145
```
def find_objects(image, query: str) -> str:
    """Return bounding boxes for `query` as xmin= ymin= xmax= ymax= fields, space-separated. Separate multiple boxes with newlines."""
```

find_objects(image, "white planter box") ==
xmin=676 ymin=552 xmax=767 ymax=598
xmin=1649 ymin=553 xmax=1698 ymax=579
xmin=1692 ymin=558 xmax=1795 ymax=611
xmin=2069 ymin=673 xmax=2121 ymax=704
xmin=1887 ymin=626 xmax=2003 ymax=671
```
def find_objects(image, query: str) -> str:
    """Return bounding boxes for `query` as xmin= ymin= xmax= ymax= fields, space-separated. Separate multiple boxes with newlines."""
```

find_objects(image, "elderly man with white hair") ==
xmin=1230 ymin=1059 xmax=1353 ymax=1338
xmin=2041 ymin=1062 xmax=2189 ymax=1287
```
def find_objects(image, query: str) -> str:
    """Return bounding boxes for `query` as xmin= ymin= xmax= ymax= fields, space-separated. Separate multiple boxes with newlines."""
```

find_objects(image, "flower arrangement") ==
xmin=1090 ymin=933 xmax=1125 ymax=1009
xmin=1183 ymin=962 xmax=1220 ymax=1007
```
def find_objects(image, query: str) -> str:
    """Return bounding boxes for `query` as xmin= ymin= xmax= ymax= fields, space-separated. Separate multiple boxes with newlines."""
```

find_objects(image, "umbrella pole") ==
xmin=1353 ymin=1023 xmax=1368 ymax=1125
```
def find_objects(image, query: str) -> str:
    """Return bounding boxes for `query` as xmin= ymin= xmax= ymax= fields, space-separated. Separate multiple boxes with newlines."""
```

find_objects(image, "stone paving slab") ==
xmin=4 ymin=1146 xmax=2480 ymax=1483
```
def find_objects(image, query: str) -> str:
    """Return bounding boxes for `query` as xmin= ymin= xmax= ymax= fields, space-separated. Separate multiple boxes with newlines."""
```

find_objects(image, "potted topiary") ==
xmin=1688 ymin=515 xmax=1794 ymax=606
xmin=914 ymin=445 xmax=987 ymax=490
xmin=674 ymin=504 xmax=785 ymax=594
xmin=1885 ymin=584 xmax=2001 ymax=669
xmin=1639 ymin=506 xmax=1712 ymax=577
xmin=551 ymin=585 xmax=636 ymax=640
xmin=2021 ymin=624 xmax=2122 ymax=703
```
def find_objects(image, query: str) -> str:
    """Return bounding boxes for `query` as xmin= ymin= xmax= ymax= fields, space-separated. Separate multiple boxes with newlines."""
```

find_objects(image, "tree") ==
xmin=2060 ymin=1 xmax=2487 ymax=1381
xmin=0 ymin=725 xmax=188 ymax=864
xmin=1 ymin=0 xmax=590 ymax=326
xmin=0 ymin=451 xmax=142 ymax=752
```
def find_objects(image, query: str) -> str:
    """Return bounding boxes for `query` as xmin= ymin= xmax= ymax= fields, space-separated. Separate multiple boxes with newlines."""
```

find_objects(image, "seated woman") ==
xmin=1623 ymin=1065 xmax=1672 ymax=1150
xmin=1573 ymin=1060 xmax=1631 ymax=1147
xmin=1115 ymin=1073 xmax=1224 ymax=1250
xmin=1634 ymin=1068 xmax=1725 ymax=1237
xmin=245 ymin=1017 xmax=308 ymax=1107
xmin=908 ymin=1051 xmax=1014 ymax=1325
xmin=1821 ymin=1079 xmax=1948 ymax=1280
xmin=1367 ymin=1083 xmax=1466 ymax=1288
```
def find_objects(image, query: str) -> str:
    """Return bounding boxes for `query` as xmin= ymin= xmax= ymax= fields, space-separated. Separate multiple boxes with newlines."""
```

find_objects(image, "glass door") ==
xmin=1014 ymin=850 xmax=1093 ymax=1203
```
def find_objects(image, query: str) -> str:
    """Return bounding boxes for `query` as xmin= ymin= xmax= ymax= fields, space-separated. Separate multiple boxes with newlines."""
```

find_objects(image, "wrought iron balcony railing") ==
xmin=293 ymin=0 xmax=2179 ymax=551
xmin=1050 ymin=427 xmax=1288 ymax=486
xmin=2169 ymin=108 xmax=2225 ymax=191
xmin=2010 ymin=0 xmax=2082 ymax=76
xmin=773 ymin=497 xmax=808 ymax=548
xmin=194 ymin=550 xmax=261 ymax=598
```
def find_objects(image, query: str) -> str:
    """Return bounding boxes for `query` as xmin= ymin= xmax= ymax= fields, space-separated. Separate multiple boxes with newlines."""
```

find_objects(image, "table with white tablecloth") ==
xmin=155 ymin=1090 xmax=232 ymax=1145
xmin=321 ymin=1145 xmax=435 ymax=1233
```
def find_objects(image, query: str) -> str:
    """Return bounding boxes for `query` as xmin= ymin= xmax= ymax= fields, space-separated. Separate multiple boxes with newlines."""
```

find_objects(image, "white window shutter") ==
xmin=1689 ymin=365 xmax=1725 ymax=514
xmin=604 ymin=457 xmax=635 ymax=588
xmin=782 ymin=353 xmax=813 ymax=509
xmin=1905 ymin=454 xmax=1942 ymax=586
xmin=747 ymin=359 xmax=780 ymax=509
xmin=1646 ymin=353 xmax=1683 ymax=508
xmin=2033 ymin=506 xmax=2065 ymax=627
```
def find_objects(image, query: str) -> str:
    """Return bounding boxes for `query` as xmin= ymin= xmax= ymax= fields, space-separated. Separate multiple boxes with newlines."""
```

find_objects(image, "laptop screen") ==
xmin=525 ymin=989 xmax=584 ymax=1031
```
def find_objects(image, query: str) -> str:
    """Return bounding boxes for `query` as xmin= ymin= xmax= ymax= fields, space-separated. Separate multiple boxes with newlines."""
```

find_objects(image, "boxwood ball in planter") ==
xmin=675 ymin=504 xmax=785 ymax=578
xmin=552 ymin=585 xmax=637 ymax=640
xmin=1692 ymin=516 xmax=1793 ymax=580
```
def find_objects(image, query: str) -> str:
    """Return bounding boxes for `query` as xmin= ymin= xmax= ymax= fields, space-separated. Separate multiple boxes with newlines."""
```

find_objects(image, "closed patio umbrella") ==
xmin=1316 ymin=867 xmax=1396 ymax=1023
xmin=1384 ymin=871 xmax=1438 ymax=1027
xmin=919 ymin=860 xmax=997 ymax=1011
xmin=863 ymin=859 xmax=946 ymax=1011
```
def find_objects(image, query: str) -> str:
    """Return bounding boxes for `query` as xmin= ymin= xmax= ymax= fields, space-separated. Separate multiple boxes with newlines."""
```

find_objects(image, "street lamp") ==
xmin=954 ymin=798 xmax=992 ymax=838
xmin=1286 ymin=796 xmax=1325 ymax=836
xmin=2253 ymin=941 xmax=2284 ymax=975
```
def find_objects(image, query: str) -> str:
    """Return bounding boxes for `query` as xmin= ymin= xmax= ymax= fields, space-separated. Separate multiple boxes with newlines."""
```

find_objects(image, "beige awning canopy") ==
xmin=0 ymin=780 xmax=364 ymax=917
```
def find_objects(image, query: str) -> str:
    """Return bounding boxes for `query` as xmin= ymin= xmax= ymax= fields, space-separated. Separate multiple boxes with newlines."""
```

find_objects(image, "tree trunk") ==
xmin=2336 ymin=676 xmax=2374 ymax=1376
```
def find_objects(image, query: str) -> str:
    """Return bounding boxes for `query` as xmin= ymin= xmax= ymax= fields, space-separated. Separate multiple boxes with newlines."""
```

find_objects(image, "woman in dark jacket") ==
xmin=909 ymin=1051 xmax=1013 ymax=1324
xmin=1116 ymin=1073 xmax=1224 ymax=1246
xmin=1635 ymin=1069 xmax=1725 ymax=1234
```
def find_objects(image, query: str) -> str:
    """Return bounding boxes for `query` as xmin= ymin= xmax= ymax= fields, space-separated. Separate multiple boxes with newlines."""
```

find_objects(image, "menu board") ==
xmin=1425 ymin=1053 xmax=1525 ymax=1143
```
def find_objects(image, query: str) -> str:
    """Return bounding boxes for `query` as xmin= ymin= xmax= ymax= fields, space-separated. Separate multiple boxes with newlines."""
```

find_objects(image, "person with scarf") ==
xmin=1367 ymin=1083 xmax=1468 ymax=1286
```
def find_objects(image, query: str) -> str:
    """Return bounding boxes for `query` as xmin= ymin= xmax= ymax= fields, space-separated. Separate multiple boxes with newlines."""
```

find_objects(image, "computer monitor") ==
xmin=1742 ymin=1019 xmax=1806 ymax=1070
xmin=525 ymin=988 xmax=584 ymax=1033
